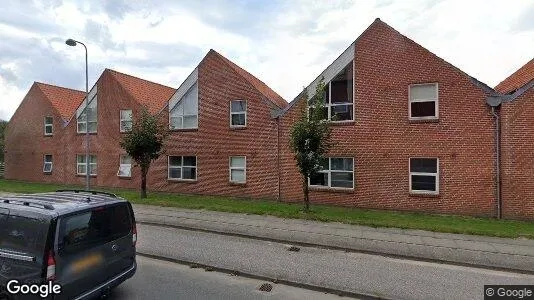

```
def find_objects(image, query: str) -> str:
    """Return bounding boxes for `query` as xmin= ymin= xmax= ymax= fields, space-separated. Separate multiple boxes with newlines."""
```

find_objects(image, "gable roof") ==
xmin=211 ymin=50 xmax=287 ymax=109
xmin=495 ymin=58 xmax=534 ymax=94
xmin=107 ymin=69 xmax=176 ymax=113
xmin=35 ymin=82 xmax=86 ymax=120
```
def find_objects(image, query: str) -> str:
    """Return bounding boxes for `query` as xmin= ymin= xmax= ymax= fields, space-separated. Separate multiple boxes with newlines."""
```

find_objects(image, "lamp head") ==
xmin=65 ymin=39 xmax=77 ymax=46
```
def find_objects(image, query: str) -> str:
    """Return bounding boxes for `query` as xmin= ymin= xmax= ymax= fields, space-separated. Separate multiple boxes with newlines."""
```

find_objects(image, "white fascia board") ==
xmin=76 ymin=85 xmax=98 ymax=118
xmin=169 ymin=68 xmax=198 ymax=111
xmin=305 ymin=42 xmax=355 ymax=101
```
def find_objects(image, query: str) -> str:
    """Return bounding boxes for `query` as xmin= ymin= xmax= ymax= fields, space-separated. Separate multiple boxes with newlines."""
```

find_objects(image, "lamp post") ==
xmin=65 ymin=39 xmax=90 ymax=191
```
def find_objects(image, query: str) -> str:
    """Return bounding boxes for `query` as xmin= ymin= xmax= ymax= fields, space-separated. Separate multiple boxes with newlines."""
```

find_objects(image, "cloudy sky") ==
xmin=0 ymin=0 xmax=533 ymax=121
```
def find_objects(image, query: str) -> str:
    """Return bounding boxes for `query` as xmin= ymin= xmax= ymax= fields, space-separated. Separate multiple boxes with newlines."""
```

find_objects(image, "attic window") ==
xmin=170 ymin=83 xmax=198 ymax=130
xmin=77 ymin=95 xmax=98 ymax=133
xmin=44 ymin=116 xmax=53 ymax=136
xmin=409 ymin=84 xmax=438 ymax=120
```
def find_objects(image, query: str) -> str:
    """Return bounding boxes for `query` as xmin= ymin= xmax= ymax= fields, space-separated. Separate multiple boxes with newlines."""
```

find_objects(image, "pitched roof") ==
xmin=211 ymin=50 xmax=288 ymax=109
xmin=107 ymin=69 xmax=176 ymax=113
xmin=35 ymin=82 xmax=86 ymax=120
xmin=495 ymin=58 xmax=534 ymax=94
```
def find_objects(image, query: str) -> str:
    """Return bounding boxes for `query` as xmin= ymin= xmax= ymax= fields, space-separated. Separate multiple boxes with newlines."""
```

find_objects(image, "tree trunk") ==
xmin=141 ymin=165 xmax=148 ymax=199
xmin=302 ymin=176 xmax=310 ymax=212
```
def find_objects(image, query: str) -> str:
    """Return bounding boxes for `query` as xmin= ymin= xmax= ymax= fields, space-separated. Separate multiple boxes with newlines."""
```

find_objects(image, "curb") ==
xmin=137 ymin=220 xmax=534 ymax=275
xmin=136 ymin=251 xmax=391 ymax=300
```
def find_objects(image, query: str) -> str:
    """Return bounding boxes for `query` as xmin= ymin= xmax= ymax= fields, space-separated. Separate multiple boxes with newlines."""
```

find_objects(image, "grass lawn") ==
xmin=0 ymin=179 xmax=533 ymax=239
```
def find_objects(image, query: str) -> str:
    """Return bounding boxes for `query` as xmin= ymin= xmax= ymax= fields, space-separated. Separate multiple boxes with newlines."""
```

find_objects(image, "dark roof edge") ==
xmin=502 ymin=79 xmax=534 ymax=102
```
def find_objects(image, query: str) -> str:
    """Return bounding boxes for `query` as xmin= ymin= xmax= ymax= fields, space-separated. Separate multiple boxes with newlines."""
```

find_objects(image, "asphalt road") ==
xmin=110 ymin=255 xmax=346 ymax=300
xmin=137 ymin=224 xmax=534 ymax=300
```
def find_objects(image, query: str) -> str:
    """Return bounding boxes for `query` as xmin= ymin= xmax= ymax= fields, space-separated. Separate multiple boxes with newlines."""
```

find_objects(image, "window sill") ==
xmin=409 ymin=118 xmax=439 ymax=124
xmin=230 ymin=126 xmax=247 ymax=130
xmin=229 ymin=181 xmax=246 ymax=186
xmin=43 ymin=171 xmax=52 ymax=175
xmin=170 ymin=128 xmax=199 ymax=132
xmin=118 ymin=176 xmax=132 ymax=180
xmin=76 ymin=132 xmax=98 ymax=135
xmin=168 ymin=179 xmax=197 ymax=183
xmin=409 ymin=192 xmax=440 ymax=198
xmin=330 ymin=120 xmax=354 ymax=126
xmin=76 ymin=174 xmax=97 ymax=178
xmin=44 ymin=134 xmax=53 ymax=137
xmin=309 ymin=186 xmax=354 ymax=193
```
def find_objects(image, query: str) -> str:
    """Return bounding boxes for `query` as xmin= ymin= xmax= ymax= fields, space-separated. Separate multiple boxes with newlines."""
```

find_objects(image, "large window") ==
xmin=117 ymin=155 xmax=132 ymax=177
xmin=409 ymin=158 xmax=439 ymax=194
xmin=120 ymin=110 xmax=133 ymax=132
xmin=170 ymin=83 xmax=198 ymax=129
xmin=76 ymin=155 xmax=97 ymax=176
xmin=309 ymin=64 xmax=353 ymax=122
xmin=310 ymin=157 xmax=354 ymax=189
xmin=77 ymin=96 xmax=98 ymax=133
xmin=230 ymin=100 xmax=247 ymax=127
xmin=43 ymin=154 xmax=53 ymax=173
xmin=229 ymin=156 xmax=246 ymax=183
xmin=168 ymin=156 xmax=197 ymax=180
xmin=409 ymin=83 xmax=438 ymax=120
xmin=44 ymin=116 xmax=53 ymax=136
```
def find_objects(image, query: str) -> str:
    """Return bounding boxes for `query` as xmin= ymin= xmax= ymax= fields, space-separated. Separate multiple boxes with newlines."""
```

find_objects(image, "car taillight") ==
xmin=132 ymin=223 xmax=137 ymax=247
xmin=46 ymin=250 xmax=56 ymax=281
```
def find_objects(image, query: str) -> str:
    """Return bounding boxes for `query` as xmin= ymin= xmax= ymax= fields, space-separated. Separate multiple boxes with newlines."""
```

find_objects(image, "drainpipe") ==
xmin=491 ymin=107 xmax=501 ymax=219
xmin=276 ymin=116 xmax=281 ymax=202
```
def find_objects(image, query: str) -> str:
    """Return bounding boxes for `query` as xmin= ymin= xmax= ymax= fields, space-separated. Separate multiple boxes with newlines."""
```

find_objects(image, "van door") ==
xmin=55 ymin=203 xmax=135 ymax=299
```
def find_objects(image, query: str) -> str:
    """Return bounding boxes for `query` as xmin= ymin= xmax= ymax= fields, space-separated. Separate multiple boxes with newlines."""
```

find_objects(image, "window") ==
xmin=309 ymin=157 xmax=354 ymax=188
xmin=76 ymin=155 xmax=97 ymax=176
xmin=0 ymin=214 xmax=48 ymax=256
xmin=77 ymin=96 xmax=98 ymax=133
xmin=118 ymin=155 xmax=132 ymax=177
xmin=230 ymin=100 xmax=247 ymax=127
xmin=168 ymin=156 xmax=197 ymax=180
xmin=43 ymin=154 xmax=53 ymax=173
xmin=409 ymin=158 xmax=439 ymax=194
xmin=229 ymin=156 xmax=246 ymax=183
xmin=308 ymin=64 xmax=353 ymax=122
xmin=44 ymin=116 xmax=53 ymax=136
xmin=170 ymin=83 xmax=198 ymax=129
xmin=120 ymin=110 xmax=133 ymax=132
xmin=409 ymin=83 xmax=438 ymax=120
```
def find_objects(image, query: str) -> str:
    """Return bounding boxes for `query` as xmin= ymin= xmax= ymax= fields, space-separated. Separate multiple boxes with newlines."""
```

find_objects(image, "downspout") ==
xmin=491 ymin=106 xmax=501 ymax=219
xmin=276 ymin=116 xmax=281 ymax=202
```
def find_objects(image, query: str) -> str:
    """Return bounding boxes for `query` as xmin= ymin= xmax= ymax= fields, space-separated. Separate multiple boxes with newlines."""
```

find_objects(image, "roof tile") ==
xmin=36 ymin=82 xmax=86 ymax=120
xmin=495 ymin=58 xmax=534 ymax=94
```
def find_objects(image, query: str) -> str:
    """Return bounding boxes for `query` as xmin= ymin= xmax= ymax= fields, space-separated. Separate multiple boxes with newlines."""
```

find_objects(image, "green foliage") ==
xmin=0 ymin=120 xmax=7 ymax=162
xmin=289 ymin=78 xmax=332 ymax=211
xmin=120 ymin=109 xmax=168 ymax=198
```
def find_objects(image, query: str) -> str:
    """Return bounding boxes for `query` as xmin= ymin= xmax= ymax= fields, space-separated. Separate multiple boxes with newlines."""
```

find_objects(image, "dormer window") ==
xmin=409 ymin=83 xmax=438 ymax=120
xmin=230 ymin=100 xmax=247 ymax=127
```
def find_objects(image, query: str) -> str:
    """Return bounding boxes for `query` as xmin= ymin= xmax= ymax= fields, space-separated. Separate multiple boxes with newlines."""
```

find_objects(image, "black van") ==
xmin=0 ymin=190 xmax=137 ymax=299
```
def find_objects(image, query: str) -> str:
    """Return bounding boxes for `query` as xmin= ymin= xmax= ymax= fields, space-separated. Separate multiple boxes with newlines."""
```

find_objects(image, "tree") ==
xmin=289 ymin=78 xmax=332 ymax=212
xmin=0 ymin=120 xmax=7 ymax=162
xmin=120 ymin=109 xmax=168 ymax=198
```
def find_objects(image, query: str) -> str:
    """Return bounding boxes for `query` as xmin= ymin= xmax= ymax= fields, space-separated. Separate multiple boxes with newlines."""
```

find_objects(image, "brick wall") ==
xmin=500 ymin=87 xmax=534 ymax=219
xmin=279 ymin=20 xmax=497 ymax=217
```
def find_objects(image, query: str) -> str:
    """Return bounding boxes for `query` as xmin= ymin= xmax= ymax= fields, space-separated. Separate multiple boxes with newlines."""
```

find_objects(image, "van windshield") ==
xmin=59 ymin=204 xmax=132 ymax=254
xmin=0 ymin=213 xmax=48 ymax=255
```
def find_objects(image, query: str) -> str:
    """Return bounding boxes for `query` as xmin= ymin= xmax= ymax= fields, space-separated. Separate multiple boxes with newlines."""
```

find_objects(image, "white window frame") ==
xmin=77 ymin=94 xmax=98 ymax=133
xmin=120 ymin=109 xmax=133 ymax=133
xmin=229 ymin=156 xmax=246 ymax=183
xmin=309 ymin=157 xmax=354 ymax=189
xmin=117 ymin=154 xmax=132 ymax=177
xmin=408 ymin=83 xmax=439 ymax=120
xmin=309 ymin=70 xmax=354 ymax=123
xmin=44 ymin=116 xmax=53 ymax=136
xmin=43 ymin=154 xmax=53 ymax=173
xmin=409 ymin=158 xmax=439 ymax=194
xmin=169 ymin=83 xmax=198 ymax=130
xmin=230 ymin=100 xmax=247 ymax=128
xmin=168 ymin=156 xmax=197 ymax=181
xmin=76 ymin=155 xmax=97 ymax=176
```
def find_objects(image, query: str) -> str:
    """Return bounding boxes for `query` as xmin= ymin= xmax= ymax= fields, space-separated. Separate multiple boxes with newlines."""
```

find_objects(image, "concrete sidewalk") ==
xmin=135 ymin=204 xmax=534 ymax=273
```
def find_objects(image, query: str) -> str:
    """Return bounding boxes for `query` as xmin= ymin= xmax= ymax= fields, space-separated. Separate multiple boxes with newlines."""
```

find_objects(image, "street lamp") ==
xmin=65 ymin=38 xmax=90 ymax=191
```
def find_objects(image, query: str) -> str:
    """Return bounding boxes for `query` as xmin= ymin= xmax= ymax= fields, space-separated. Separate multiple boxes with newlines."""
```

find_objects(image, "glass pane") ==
xmin=172 ymin=101 xmax=184 ymax=116
xmin=183 ymin=115 xmax=198 ymax=128
xmin=230 ymin=157 xmax=245 ymax=168
xmin=330 ymin=80 xmax=350 ymax=103
xmin=45 ymin=125 xmax=53 ymax=134
xmin=411 ymin=175 xmax=437 ymax=192
xmin=183 ymin=156 xmax=196 ymax=166
xmin=77 ymin=122 xmax=86 ymax=133
xmin=90 ymin=155 xmax=97 ymax=164
xmin=169 ymin=167 xmax=181 ymax=179
xmin=231 ymin=113 xmax=246 ymax=126
xmin=331 ymin=158 xmax=353 ymax=171
xmin=183 ymin=84 xmax=198 ymax=115
xmin=78 ymin=112 xmax=87 ymax=122
xmin=310 ymin=172 xmax=328 ymax=186
xmin=231 ymin=100 xmax=246 ymax=113
xmin=77 ymin=164 xmax=86 ymax=175
xmin=87 ymin=121 xmax=97 ymax=132
xmin=77 ymin=155 xmax=86 ymax=163
xmin=45 ymin=117 xmax=53 ymax=124
xmin=0 ymin=215 xmax=48 ymax=255
xmin=169 ymin=156 xmax=181 ymax=166
xmin=87 ymin=108 xmax=97 ymax=122
xmin=121 ymin=155 xmax=132 ymax=165
xmin=170 ymin=116 xmax=182 ymax=129
xmin=411 ymin=101 xmax=436 ymax=118
xmin=90 ymin=164 xmax=97 ymax=175
xmin=44 ymin=155 xmax=53 ymax=163
xmin=331 ymin=172 xmax=353 ymax=188
xmin=43 ymin=163 xmax=52 ymax=172
xmin=182 ymin=167 xmax=196 ymax=180
xmin=410 ymin=84 xmax=437 ymax=100
xmin=120 ymin=110 xmax=132 ymax=120
xmin=121 ymin=121 xmax=132 ymax=131
xmin=118 ymin=165 xmax=131 ymax=177
xmin=410 ymin=158 xmax=437 ymax=173
xmin=230 ymin=169 xmax=245 ymax=182
xmin=331 ymin=104 xmax=353 ymax=121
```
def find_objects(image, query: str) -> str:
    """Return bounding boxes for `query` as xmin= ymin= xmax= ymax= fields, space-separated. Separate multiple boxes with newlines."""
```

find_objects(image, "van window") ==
xmin=0 ymin=213 xmax=48 ymax=255
xmin=59 ymin=204 xmax=132 ymax=254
